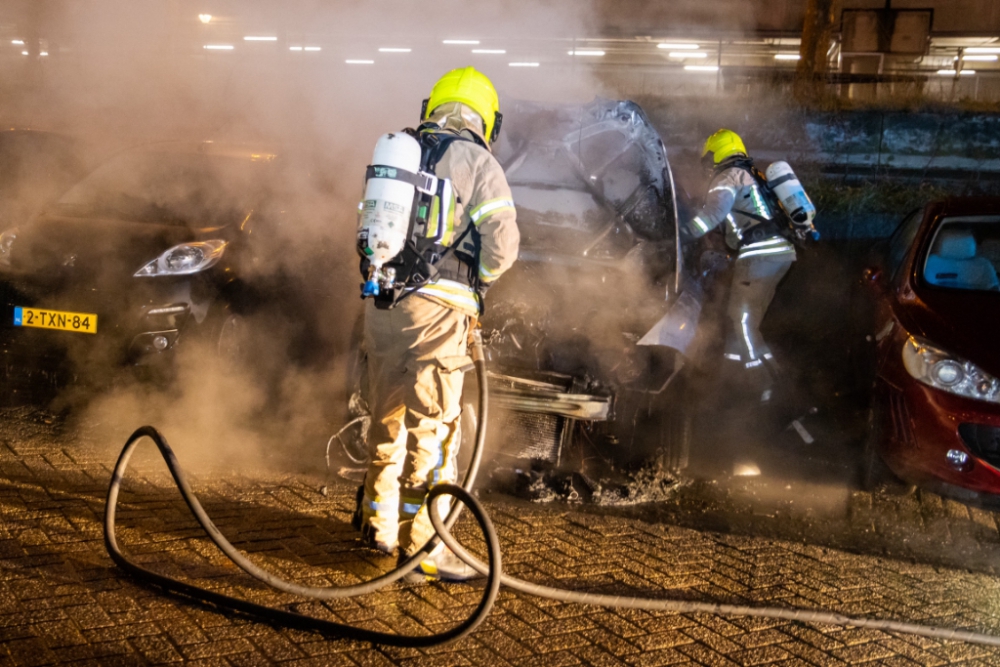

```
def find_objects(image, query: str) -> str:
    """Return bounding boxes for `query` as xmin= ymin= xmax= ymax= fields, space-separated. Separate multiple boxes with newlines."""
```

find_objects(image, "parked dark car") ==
xmin=0 ymin=129 xmax=87 ymax=232
xmin=0 ymin=141 xmax=339 ymax=390
xmin=861 ymin=198 xmax=1000 ymax=502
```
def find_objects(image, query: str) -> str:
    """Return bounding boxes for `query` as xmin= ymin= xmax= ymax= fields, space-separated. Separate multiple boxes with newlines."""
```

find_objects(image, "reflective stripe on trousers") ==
xmin=723 ymin=248 xmax=794 ymax=366
xmin=361 ymin=295 xmax=470 ymax=554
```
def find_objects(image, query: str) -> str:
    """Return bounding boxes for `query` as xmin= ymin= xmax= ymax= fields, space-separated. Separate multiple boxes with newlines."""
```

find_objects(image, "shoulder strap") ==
xmin=419 ymin=130 xmax=468 ymax=174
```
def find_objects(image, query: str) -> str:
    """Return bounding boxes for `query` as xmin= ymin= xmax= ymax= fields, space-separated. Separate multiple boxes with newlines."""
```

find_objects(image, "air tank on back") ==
xmin=358 ymin=132 xmax=421 ymax=298
xmin=764 ymin=161 xmax=816 ymax=228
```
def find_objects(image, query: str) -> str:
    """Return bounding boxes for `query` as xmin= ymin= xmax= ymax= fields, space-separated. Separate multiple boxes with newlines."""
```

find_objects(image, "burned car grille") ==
xmin=496 ymin=410 xmax=565 ymax=464
xmin=959 ymin=423 xmax=1000 ymax=469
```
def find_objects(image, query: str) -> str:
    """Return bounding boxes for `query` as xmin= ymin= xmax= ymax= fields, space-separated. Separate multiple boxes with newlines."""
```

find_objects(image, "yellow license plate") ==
xmin=14 ymin=306 xmax=98 ymax=334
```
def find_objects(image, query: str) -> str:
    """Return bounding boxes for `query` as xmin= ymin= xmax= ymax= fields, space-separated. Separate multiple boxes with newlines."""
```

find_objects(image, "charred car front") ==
xmin=481 ymin=99 xmax=687 ymax=472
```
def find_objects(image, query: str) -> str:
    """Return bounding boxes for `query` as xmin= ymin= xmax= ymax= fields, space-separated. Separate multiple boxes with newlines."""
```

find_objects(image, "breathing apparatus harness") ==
xmin=362 ymin=125 xmax=486 ymax=312
xmin=716 ymin=156 xmax=816 ymax=248
xmin=104 ymin=330 xmax=1000 ymax=649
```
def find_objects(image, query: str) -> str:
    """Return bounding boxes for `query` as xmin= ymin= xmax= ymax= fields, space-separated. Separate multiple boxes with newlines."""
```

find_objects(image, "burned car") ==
xmin=341 ymin=99 xmax=693 ymax=493
xmin=0 ymin=141 xmax=337 ymax=391
xmin=861 ymin=198 xmax=1000 ymax=503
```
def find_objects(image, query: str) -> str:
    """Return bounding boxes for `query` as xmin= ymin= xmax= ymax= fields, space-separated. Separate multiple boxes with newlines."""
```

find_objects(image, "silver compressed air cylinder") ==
xmin=764 ymin=161 xmax=816 ymax=227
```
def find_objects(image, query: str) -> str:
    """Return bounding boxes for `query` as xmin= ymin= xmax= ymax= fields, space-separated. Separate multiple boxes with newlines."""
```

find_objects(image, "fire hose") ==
xmin=104 ymin=331 xmax=1000 ymax=649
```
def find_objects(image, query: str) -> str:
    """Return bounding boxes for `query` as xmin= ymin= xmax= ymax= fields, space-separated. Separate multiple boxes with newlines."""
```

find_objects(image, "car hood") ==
xmin=494 ymin=98 xmax=677 ymax=261
xmin=899 ymin=286 xmax=1000 ymax=377
xmin=7 ymin=213 xmax=217 ymax=288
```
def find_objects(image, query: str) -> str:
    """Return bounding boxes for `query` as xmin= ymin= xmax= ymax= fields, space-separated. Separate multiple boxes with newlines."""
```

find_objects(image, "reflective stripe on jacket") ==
xmin=413 ymin=131 xmax=520 ymax=316
xmin=689 ymin=165 xmax=781 ymax=251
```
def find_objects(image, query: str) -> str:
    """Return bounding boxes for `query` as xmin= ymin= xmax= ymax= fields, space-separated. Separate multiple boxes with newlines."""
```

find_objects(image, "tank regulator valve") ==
xmin=361 ymin=265 xmax=381 ymax=298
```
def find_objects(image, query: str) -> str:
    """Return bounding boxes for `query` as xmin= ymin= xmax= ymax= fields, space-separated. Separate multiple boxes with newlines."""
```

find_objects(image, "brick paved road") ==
xmin=4 ymin=408 xmax=1000 ymax=666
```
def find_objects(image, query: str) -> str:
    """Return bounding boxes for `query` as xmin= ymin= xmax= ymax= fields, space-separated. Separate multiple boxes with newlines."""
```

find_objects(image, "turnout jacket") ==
xmin=688 ymin=161 xmax=796 ymax=261
xmin=414 ymin=126 xmax=520 ymax=316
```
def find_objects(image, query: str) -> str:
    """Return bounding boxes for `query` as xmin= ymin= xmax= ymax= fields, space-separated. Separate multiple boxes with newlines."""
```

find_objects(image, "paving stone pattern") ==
xmin=3 ymin=413 xmax=1000 ymax=666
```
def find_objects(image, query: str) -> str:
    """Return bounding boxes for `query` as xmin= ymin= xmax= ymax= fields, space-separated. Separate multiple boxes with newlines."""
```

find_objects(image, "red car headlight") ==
xmin=902 ymin=335 xmax=1000 ymax=405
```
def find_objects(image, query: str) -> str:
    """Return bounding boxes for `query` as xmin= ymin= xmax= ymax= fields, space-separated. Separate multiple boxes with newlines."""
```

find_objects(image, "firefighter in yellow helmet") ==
xmin=686 ymin=129 xmax=797 ymax=402
xmin=354 ymin=67 xmax=519 ymax=581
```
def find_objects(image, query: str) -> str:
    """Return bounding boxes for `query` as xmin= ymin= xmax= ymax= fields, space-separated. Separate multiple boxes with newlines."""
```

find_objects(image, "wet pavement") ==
xmin=4 ymin=406 xmax=1000 ymax=666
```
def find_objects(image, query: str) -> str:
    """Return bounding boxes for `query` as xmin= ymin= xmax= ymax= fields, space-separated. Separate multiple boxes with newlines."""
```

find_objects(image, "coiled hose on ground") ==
xmin=104 ymin=331 xmax=1000 ymax=648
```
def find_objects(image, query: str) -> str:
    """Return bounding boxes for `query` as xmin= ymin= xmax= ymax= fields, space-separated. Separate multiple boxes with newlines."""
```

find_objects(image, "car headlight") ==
xmin=134 ymin=240 xmax=227 ymax=277
xmin=902 ymin=335 xmax=1000 ymax=404
xmin=0 ymin=227 xmax=19 ymax=267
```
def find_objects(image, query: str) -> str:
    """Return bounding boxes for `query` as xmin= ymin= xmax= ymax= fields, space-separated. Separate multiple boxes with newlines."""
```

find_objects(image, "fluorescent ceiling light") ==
xmin=379 ymin=47 xmax=411 ymax=53
xmin=685 ymin=64 xmax=719 ymax=72
xmin=20 ymin=50 xmax=28 ymax=56
xmin=304 ymin=46 xmax=321 ymax=51
xmin=11 ymin=40 xmax=24 ymax=45
xmin=568 ymin=49 xmax=605 ymax=56
xmin=658 ymin=43 xmax=699 ymax=50
xmin=959 ymin=54 xmax=998 ymax=61
xmin=775 ymin=53 xmax=801 ymax=60
xmin=937 ymin=69 xmax=976 ymax=75
xmin=509 ymin=62 xmax=539 ymax=67
xmin=966 ymin=47 xmax=1000 ymax=54
xmin=472 ymin=49 xmax=506 ymax=54
xmin=443 ymin=39 xmax=479 ymax=45
xmin=346 ymin=59 xmax=374 ymax=64
xmin=203 ymin=45 xmax=233 ymax=50
xmin=198 ymin=14 xmax=212 ymax=23
xmin=289 ymin=46 xmax=303 ymax=51
xmin=669 ymin=51 xmax=707 ymax=58
xmin=39 ymin=51 xmax=48 ymax=56
xmin=244 ymin=36 xmax=277 ymax=41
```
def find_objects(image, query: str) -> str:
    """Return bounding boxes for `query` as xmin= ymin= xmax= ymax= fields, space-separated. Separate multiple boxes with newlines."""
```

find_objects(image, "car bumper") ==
xmin=881 ymin=380 xmax=1000 ymax=495
xmin=0 ymin=275 xmax=218 ymax=381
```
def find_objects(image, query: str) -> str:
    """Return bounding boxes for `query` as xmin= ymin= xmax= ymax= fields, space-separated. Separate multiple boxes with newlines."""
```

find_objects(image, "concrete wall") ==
xmin=599 ymin=0 xmax=1000 ymax=36
xmin=837 ymin=0 xmax=1000 ymax=34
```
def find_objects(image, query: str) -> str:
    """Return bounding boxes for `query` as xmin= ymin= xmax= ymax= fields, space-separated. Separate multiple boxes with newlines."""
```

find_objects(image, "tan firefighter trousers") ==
xmin=361 ymin=295 xmax=470 ymax=555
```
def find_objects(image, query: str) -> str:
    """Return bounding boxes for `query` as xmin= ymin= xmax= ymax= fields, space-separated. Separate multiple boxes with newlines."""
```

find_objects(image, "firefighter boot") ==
xmin=401 ymin=544 xmax=481 ymax=584
xmin=353 ymin=485 xmax=398 ymax=555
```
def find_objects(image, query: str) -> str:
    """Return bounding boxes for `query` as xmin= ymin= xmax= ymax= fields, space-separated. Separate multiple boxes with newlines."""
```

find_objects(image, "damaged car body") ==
xmin=344 ymin=99 xmax=695 ymax=496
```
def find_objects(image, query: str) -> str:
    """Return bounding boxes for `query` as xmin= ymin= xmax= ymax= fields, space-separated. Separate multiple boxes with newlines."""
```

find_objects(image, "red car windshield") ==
xmin=922 ymin=216 xmax=1000 ymax=292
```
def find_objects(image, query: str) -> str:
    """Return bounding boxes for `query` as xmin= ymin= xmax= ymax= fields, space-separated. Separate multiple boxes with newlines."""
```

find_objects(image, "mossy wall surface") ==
xmin=640 ymin=97 xmax=1000 ymax=238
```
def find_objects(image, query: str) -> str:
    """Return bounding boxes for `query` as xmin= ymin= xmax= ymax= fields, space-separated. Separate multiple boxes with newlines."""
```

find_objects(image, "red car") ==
xmin=862 ymin=198 xmax=1000 ymax=501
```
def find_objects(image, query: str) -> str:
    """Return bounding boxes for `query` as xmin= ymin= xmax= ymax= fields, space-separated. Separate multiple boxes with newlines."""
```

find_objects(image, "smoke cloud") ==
xmin=0 ymin=0 xmax=613 ymax=473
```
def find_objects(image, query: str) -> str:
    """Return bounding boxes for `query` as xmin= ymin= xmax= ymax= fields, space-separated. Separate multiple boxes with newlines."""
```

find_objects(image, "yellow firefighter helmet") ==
xmin=424 ymin=67 xmax=502 ymax=143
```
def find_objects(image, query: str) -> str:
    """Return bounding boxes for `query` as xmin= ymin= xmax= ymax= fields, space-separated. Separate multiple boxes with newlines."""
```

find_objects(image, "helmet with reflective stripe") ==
xmin=424 ymin=67 xmax=501 ymax=143
xmin=702 ymin=128 xmax=747 ymax=165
